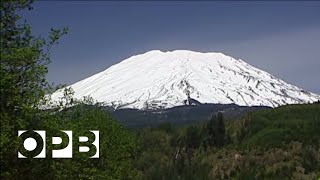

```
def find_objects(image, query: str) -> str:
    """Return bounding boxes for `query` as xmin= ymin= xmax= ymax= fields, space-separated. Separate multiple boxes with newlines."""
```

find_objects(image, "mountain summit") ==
xmin=51 ymin=50 xmax=320 ymax=109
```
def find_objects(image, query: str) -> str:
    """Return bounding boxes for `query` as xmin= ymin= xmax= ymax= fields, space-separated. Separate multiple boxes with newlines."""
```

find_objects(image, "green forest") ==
xmin=1 ymin=0 xmax=320 ymax=179
xmin=133 ymin=103 xmax=320 ymax=179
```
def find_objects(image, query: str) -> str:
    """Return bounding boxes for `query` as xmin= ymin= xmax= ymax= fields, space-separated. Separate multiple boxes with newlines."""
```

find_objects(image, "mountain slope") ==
xmin=50 ymin=50 xmax=320 ymax=109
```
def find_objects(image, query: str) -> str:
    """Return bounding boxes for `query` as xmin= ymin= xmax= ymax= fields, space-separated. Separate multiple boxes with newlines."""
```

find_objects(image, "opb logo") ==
xmin=18 ymin=130 xmax=99 ymax=158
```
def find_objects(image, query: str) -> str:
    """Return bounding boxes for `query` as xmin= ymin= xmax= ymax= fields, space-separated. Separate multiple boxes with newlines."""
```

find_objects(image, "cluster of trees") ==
xmin=134 ymin=112 xmax=228 ymax=179
xmin=1 ymin=1 xmax=140 ymax=179
xmin=134 ymin=104 xmax=320 ymax=179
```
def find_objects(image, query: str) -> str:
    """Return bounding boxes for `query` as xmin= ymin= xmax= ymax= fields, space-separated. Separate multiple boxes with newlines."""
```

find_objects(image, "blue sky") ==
xmin=22 ymin=1 xmax=320 ymax=93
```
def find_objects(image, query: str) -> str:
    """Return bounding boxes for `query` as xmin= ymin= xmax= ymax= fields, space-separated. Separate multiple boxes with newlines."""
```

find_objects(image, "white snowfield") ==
xmin=50 ymin=50 xmax=320 ymax=109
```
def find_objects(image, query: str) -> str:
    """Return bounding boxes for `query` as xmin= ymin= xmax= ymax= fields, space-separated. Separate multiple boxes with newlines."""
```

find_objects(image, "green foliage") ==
xmin=1 ymin=0 xmax=68 ymax=178
xmin=45 ymin=105 xmax=140 ymax=179
xmin=133 ymin=112 xmax=228 ymax=179
xmin=185 ymin=125 xmax=201 ymax=149
xmin=135 ymin=104 xmax=320 ymax=179
xmin=1 ymin=1 xmax=139 ymax=179
xmin=230 ymin=104 xmax=320 ymax=148
xmin=203 ymin=112 xmax=226 ymax=148
xmin=2 ymin=104 xmax=140 ymax=179
xmin=1 ymin=0 xmax=68 ymax=113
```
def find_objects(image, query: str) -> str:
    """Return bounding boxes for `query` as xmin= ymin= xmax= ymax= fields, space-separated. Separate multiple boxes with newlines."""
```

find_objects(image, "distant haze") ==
xmin=22 ymin=1 xmax=320 ymax=94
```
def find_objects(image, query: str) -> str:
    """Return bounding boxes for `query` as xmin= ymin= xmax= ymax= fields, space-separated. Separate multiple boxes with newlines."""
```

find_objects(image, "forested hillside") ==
xmin=134 ymin=103 xmax=320 ymax=179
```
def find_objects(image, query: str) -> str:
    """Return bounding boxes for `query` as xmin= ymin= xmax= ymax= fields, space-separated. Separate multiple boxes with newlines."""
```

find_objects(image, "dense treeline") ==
xmin=112 ymin=104 xmax=269 ymax=128
xmin=134 ymin=104 xmax=320 ymax=179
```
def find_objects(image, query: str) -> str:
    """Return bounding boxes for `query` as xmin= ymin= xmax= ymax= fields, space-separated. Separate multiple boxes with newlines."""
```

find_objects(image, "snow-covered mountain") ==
xmin=50 ymin=50 xmax=320 ymax=109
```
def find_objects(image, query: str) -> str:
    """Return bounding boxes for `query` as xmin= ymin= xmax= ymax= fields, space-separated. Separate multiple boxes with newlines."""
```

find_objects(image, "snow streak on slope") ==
xmin=50 ymin=50 xmax=320 ymax=109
